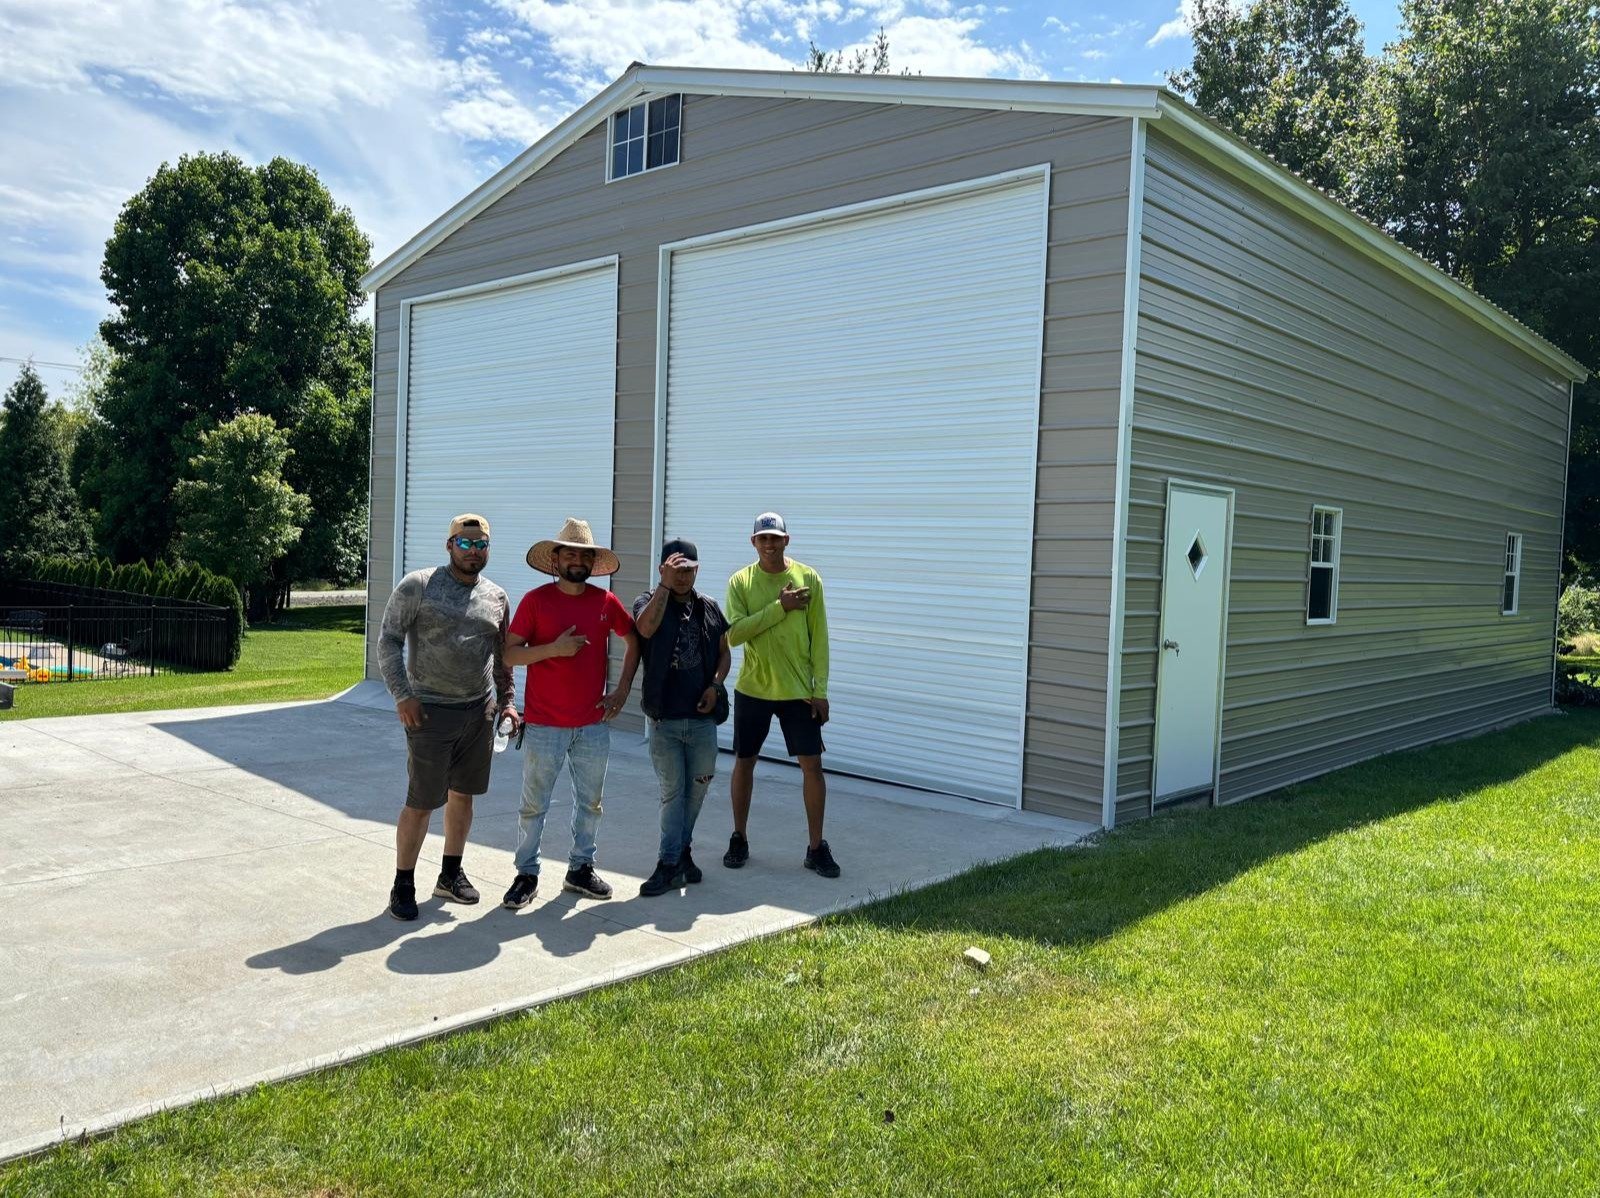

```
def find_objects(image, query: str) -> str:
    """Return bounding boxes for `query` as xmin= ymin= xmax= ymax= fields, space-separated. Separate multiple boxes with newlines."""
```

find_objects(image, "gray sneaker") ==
xmin=434 ymin=869 xmax=480 ymax=904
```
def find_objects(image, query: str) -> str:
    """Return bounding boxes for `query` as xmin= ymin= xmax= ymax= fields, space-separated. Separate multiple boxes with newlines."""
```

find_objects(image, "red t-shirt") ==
xmin=509 ymin=583 xmax=635 ymax=727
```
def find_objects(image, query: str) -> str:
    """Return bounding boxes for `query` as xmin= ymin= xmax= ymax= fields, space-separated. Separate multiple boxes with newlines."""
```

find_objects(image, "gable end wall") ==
xmin=365 ymin=95 xmax=1134 ymax=822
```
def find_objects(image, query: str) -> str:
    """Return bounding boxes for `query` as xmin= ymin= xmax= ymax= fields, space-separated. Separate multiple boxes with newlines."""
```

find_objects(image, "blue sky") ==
xmin=0 ymin=0 xmax=1405 ymax=400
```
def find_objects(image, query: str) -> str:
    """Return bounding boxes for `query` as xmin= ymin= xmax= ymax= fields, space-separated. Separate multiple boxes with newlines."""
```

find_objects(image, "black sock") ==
xmin=395 ymin=868 xmax=415 ymax=888
xmin=441 ymin=854 xmax=462 ymax=879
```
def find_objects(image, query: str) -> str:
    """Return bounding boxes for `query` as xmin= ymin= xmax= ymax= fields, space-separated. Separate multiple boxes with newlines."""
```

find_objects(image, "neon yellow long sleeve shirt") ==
xmin=725 ymin=559 xmax=829 ymax=700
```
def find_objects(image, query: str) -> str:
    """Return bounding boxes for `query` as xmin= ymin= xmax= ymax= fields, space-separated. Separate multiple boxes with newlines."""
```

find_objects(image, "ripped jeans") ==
xmin=648 ymin=717 xmax=719 ymax=866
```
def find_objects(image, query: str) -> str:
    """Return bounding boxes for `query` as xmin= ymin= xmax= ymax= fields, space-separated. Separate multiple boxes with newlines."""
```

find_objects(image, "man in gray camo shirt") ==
xmin=378 ymin=513 xmax=517 ymax=921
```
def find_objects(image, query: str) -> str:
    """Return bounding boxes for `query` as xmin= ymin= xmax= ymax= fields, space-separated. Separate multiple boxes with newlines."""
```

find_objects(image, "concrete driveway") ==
xmin=0 ymin=684 xmax=1094 ymax=1161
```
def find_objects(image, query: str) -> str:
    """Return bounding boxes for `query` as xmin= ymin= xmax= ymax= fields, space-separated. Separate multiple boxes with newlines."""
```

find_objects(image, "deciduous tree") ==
xmin=173 ymin=413 xmax=311 ymax=620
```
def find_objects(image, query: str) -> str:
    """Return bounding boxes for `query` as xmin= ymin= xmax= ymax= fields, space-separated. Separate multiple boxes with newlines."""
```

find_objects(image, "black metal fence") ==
xmin=0 ymin=604 xmax=229 ymax=684
xmin=0 ymin=579 xmax=236 ymax=672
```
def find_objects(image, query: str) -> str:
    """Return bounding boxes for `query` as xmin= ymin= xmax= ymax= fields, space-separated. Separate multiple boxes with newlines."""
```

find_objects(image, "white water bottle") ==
xmin=493 ymin=712 xmax=513 ymax=754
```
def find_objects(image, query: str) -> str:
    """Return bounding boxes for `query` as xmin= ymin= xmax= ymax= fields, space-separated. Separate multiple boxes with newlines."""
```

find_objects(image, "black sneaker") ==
xmin=639 ymin=859 xmax=687 ymax=897
xmin=804 ymin=840 xmax=841 ymax=879
xmin=501 ymin=873 xmax=537 ymax=910
xmin=723 ymin=832 xmax=749 ymax=869
xmin=680 ymin=847 xmax=703 ymax=884
xmin=388 ymin=882 xmax=419 ymax=921
xmin=563 ymin=863 xmax=613 ymax=900
xmin=433 ymin=869 xmax=480 ymax=904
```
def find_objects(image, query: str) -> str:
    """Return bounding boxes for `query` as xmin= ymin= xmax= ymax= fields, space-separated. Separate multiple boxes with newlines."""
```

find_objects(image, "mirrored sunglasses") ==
xmin=452 ymin=536 xmax=490 ymax=551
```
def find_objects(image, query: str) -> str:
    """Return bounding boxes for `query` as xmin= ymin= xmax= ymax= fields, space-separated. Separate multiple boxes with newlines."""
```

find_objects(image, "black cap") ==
xmin=660 ymin=537 xmax=699 ymax=566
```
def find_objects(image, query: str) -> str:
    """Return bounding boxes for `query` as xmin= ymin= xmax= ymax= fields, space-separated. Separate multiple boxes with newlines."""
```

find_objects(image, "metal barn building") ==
xmin=360 ymin=67 xmax=1587 ymax=827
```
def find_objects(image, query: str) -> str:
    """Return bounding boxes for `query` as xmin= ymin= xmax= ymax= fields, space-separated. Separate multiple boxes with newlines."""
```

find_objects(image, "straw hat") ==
xmin=527 ymin=517 xmax=620 ymax=577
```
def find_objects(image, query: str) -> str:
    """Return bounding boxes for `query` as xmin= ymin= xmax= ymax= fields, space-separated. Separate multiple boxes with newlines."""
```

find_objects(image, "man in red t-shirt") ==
xmin=501 ymin=518 xmax=639 ymax=908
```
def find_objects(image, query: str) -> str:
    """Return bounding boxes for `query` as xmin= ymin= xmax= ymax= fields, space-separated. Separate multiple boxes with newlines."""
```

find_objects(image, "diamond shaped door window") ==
xmin=1186 ymin=532 xmax=1208 ymax=579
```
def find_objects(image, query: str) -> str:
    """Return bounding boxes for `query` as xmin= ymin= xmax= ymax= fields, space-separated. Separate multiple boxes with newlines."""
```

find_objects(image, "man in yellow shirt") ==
xmin=723 ymin=512 xmax=838 ymax=878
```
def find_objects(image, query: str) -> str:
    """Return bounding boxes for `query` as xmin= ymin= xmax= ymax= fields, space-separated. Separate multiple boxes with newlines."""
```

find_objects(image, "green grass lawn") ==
xmin=4 ymin=709 xmax=1597 ymax=1196
xmin=0 ymin=605 xmax=364 ymax=722
xmin=1559 ymin=655 xmax=1600 ymax=684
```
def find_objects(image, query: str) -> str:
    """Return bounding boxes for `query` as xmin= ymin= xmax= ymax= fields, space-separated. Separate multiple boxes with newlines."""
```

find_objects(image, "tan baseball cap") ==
xmin=448 ymin=513 xmax=491 ymax=539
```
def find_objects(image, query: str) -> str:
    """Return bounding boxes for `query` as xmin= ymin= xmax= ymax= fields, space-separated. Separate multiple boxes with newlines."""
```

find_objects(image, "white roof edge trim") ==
xmin=361 ymin=67 xmax=1162 ymax=292
xmin=360 ymin=67 xmax=646 ymax=292
xmin=1154 ymin=95 xmax=1588 ymax=383
xmin=633 ymin=65 xmax=1163 ymax=118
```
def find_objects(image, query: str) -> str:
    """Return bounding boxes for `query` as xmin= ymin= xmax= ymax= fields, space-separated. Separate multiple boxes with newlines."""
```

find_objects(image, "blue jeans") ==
xmin=515 ymin=722 xmax=609 ymax=876
xmin=649 ymin=717 xmax=719 ymax=865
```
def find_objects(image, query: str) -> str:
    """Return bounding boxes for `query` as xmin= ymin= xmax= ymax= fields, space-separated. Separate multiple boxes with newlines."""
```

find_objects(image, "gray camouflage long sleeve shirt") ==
xmin=378 ymin=567 xmax=513 ymax=708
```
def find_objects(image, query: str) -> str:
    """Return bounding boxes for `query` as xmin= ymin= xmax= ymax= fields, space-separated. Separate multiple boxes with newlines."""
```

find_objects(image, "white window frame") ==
xmin=606 ymin=94 xmax=681 ymax=182
xmin=1502 ymin=532 xmax=1523 ymax=616
xmin=1306 ymin=505 xmax=1343 ymax=626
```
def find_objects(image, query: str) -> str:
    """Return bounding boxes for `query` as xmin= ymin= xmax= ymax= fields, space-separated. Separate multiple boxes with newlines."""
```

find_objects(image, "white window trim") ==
xmin=1502 ymin=532 xmax=1523 ymax=616
xmin=605 ymin=94 xmax=681 ymax=184
xmin=1306 ymin=504 xmax=1343 ymax=626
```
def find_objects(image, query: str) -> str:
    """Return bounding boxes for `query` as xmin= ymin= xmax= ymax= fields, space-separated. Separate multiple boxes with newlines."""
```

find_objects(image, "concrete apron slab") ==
xmin=0 ymin=690 xmax=1095 ymax=1162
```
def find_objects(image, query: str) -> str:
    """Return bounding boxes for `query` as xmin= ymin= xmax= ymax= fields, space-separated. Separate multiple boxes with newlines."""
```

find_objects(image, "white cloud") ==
xmin=0 ymin=0 xmax=555 ymax=330
xmin=876 ymin=14 xmax=1041 ymax=77
xmin=0 ymin=0 xmax=432 ymax=115
xmin=1082 ymin=48 xmax=1108 ymax=60
xmin=1147 ymin=1 xmax=1197 ymax=47
xmin=0 ymin=0 xmax=1053 ymax=383
xmin=490 ymin=0 xmax=795 ymax=82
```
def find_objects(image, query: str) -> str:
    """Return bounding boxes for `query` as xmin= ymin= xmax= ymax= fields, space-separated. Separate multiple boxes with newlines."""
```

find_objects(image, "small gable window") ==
xmin=610 ymin=95 xmax=681 ymax=180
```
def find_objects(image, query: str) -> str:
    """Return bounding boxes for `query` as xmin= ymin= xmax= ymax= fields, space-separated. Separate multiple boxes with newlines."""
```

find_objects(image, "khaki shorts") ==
xmin=404 ymin=700 xmax=494 ymax=810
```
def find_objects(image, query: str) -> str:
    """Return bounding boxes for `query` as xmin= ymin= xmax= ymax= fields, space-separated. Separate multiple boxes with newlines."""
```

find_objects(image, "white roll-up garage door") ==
xmin=661 ymin=171 xmax=1047 ymax=805
xmin=399 ymin=260 xmax=618 ymax=607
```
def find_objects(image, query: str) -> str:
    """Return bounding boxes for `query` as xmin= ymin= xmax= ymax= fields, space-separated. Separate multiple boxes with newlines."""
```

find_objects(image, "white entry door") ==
xmin=1152 ymin=482 xmax=1233 ymax=804
xmin=660 ymin=171 xmax=1048 ymax=805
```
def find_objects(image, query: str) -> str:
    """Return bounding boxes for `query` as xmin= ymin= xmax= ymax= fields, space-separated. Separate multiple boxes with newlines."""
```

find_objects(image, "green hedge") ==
xmin=24 ymin=555 xmax=245 ymax=668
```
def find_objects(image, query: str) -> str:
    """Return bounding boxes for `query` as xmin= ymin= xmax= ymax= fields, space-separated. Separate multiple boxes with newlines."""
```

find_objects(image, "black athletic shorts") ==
xmin=404 ymin=699 xmax=494 ymax=809
xmin=731 ymin=691 xmax=825 ymax=759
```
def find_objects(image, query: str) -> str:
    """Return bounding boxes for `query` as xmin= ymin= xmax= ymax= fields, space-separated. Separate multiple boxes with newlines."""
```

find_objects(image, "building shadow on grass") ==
xmin=851 ymin=708 xmax=1600 ymax=949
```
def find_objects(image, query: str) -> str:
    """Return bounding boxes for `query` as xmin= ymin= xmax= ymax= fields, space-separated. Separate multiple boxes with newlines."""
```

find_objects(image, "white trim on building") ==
xmin=359 ymin=66 xmax=1585 ymax=387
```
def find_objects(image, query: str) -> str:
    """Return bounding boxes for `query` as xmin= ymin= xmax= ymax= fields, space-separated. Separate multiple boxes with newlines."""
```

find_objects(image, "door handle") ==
xmin=1163 ymin=638 xmax=1180 ymax=655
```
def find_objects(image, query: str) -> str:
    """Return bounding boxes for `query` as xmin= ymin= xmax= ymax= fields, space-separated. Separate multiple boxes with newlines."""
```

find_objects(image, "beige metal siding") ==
xmin=1114 ymin=130 xmax=1571 ymax=815
xmin=365 ymin=96 xmax=1131 ymax=822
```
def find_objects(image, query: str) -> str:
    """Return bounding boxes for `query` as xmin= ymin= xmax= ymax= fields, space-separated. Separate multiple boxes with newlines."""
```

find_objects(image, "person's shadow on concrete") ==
xmin=383 ymin=865 xmax=787 ymax=976
xmin=246 ymin=902 xmax=458 ymax=975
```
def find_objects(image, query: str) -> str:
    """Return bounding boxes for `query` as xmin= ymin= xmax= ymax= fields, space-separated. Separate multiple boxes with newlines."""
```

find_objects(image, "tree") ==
xmin=89 ymin=152 xmax=371 ymax=568
xmin=281 ymin=327 xmax=372 ymax=588
xmin=1348 ymin=0 xmax=1600 ymax=573
xmin=1168 ymin=0 xmax=1371 ymax=198
xmin=0 ymin=363 xmax=93 ymax=572
xmin=807 ymin=26 xmax=897 ymax=74
xmin=173 ymin=413 xmax=311 ymax=620
xmin=1173 ymin=0 xmax=1600 ymax=575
